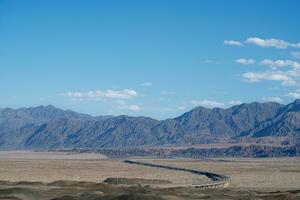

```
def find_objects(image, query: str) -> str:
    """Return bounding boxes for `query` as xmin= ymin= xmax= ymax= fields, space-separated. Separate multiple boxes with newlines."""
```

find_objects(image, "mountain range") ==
xmin=0 ymin=100 xmax=300 ymax=149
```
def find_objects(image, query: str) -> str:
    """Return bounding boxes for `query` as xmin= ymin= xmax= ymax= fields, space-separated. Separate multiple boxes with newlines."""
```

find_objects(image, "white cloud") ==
xmin=262 ymin=96 xmax=283 ymax=103
xmin=190 ymin=99 xmax=242 ymax=108
xmin=114 ymin=100 xmax=141 ymax=111
xmin=242 ymin=71 xmax=296 ymax=86
xmin=159 ymin=97 xmax=170 ymax=101
xmin=285 ymin=91 xmax=300 ymax=99
xmin=235 ymin=58 xmax=256 ymax=65
xmin=228 ymin=100 xmax=242 ymax=106
xmin=291 ymin=52 xmax=300 ymax=60
xmin=224 ymin=40 xmax=243 ymax=46
xmin=140 ymin=82 xmax=153 ymax=86
xmin=236 ymin=38 xmax=300 ymax=90
xmin=128 ymin=105 xmax=140 ymax=111
xmin=291 ymin=44 xmax=300 ymax=48
xmin=178 ymin=106 xmax=187 ymax=111
xmin=116 ymin=104 xmax=141 ymax=111
xmin=260 ymin=59 xmax=300 ymax=69
xmin=245 ymin=37 xmax=300 ymax=49
xmin=190 ymin=100 xmax=225 ymax=108
xmin=62 ymin=89 xmax=138 ymax=100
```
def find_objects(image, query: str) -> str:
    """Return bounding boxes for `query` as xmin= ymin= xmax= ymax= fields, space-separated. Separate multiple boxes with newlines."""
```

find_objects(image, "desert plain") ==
xmin=0 ymin=151 xmax=299 ymax=200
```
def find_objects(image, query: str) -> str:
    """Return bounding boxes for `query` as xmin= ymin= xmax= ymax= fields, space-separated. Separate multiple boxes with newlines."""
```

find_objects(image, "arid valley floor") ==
xmin=0 ymin=151 xmax=299 ymax=200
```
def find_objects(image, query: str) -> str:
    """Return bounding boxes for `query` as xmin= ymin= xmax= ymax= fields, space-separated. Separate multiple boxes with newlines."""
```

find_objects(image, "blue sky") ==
xmin=1 ymin=0 xmax=300 ymax=119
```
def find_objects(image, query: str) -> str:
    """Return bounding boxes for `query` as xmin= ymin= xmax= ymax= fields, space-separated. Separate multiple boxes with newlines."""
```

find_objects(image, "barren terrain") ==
xmin=140 ymin=157 xmax=300 ymax=190
xmin=0 ymin=151 xmax=208 ymax=186
xmin=0 ymin=151 xmax=299 ymax=200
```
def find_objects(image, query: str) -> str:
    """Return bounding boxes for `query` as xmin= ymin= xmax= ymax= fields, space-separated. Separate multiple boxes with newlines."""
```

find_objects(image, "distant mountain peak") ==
xmin=0 ymin=100 xmax=299 ymax=149
xmin=292 ymin=99 xmax=300 ymax=105
xmin=30 ymin=105 xmax=61 ymax=110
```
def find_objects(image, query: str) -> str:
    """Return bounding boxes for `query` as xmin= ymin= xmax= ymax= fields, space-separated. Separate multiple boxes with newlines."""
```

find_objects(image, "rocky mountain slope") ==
xmin=151 ymin=102 xmax=283 ymax=145
xmin=240 ymin=100 xmax=300 ymax=139
xmin=0 ymin=100 xmax=299 ymax=149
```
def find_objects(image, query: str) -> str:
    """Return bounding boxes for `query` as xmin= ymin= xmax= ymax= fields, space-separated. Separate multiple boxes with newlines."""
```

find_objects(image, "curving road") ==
xmin=124 ymin=160 xmax=231 ymax=189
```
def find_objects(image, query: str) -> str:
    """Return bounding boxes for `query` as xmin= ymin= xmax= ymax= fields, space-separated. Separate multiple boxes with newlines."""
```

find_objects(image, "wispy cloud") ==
xmin=202 ymin=59 xmax=220 ymax=64
xmin=190 ymin=99 xmax=242 ymax=108
xmin=177 ymin=106 xmax=187 ymax=111
xmin=114 ymin=100 xmax=141 ymax=111
xmin=235 ymin=58 xmax=256 ymax=65
xmin=191 ymin=100 xmax=225 ymax=108
xmin=285 ymin=90 xmax=300 ymax=99
xmin=140 ymin=82 xmax=153 ymax=86
xmin=260 ymin=59 xmax=300 ymax=69
xmin=242 ymin=71 xmax=296 ymax=86
xmin=242 ymin=57 xmax=300 ymax=86
xmin=229 ymin=37 xmax=300 ymax=99
xmin=159 ymin=97 xmax=170 ymax=101
xmin=291 ymin=52 xmax=300 ymax=60
xmin=116 ymin=104 xmax=141 ymax=111
xmin=245 ymin=37 xmax=300 ymax=49
xmin=228 ymin=100 xmax=242 ymax=105
xmin=62 ymin=89 xmax=138 ymax=100
xmin=160 ymin=91 xmax=175 ymax=95
xmin=262 ymin=96 xmax=283 ymax=103
xmin=224 ymin=40 xmax=243 ymax=46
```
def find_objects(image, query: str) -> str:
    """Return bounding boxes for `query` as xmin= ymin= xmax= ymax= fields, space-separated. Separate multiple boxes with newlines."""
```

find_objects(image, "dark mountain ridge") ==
xmin=0 ymin=100 xmax=299 ymax=149
xmin=241 ymin=100 xmax=300 ymax=139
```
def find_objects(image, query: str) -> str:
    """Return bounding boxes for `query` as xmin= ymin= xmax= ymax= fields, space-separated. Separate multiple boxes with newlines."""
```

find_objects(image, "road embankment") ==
xmin=124 ymin=160 xmax=231 ymax=189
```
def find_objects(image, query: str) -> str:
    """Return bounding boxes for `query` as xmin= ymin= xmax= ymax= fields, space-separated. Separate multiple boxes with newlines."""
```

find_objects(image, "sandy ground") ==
xmin=0 ymin=151 xmax=208 ymax=186
xmin=0 ymin=151 xmax=299 ymax=200
xmin=0 ymin=151 xmax=107 ymax=160
xmin=141 ymin=157 xmax=300 ymax=190
xmin=0 ymin=151 xmax=299 ymax=190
